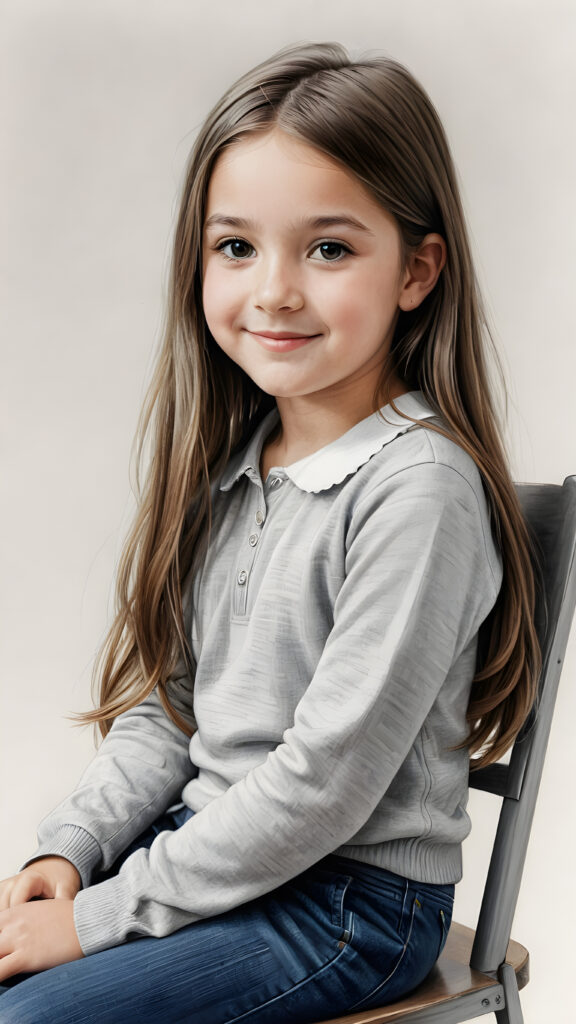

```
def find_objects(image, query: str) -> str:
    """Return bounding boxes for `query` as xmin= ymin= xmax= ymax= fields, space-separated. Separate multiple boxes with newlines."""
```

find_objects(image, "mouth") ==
xmin=246 ymin=329 xmax=321 ymax=352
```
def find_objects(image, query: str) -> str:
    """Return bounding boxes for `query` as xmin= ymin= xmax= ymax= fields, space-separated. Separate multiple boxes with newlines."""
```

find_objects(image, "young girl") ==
xmin=0 ymin=42 xmax=539 ymax=1023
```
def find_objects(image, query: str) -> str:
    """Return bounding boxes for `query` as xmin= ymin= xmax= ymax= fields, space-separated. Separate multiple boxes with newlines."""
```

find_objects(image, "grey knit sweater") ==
xmin=29 ymin=392 xmax=502 ymax=956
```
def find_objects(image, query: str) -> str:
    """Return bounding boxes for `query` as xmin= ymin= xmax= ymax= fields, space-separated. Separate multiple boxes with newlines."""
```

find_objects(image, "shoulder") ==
xmin=346 ymin=424 xmax=502 ymax=592
xmin=354 ymin=422 xmax=486 ymax=508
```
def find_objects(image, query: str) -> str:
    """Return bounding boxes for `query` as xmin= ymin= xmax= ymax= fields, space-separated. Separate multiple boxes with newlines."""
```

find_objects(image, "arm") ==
xmin=73 ymin=462 xmax=501 ymax=954
xmin=0 ymin=662 xmax=196 ymax=981
xmin=24 ymin=670 xmax=196 ymax=888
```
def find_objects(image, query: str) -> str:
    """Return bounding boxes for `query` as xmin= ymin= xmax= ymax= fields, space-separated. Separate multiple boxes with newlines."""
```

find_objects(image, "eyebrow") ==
xmin=203 ymin=214 xmax=375 ymax=235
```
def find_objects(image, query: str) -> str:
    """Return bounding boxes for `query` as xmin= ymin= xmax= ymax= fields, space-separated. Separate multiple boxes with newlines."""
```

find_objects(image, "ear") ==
xmin=398 ymin=233 xmax=447 ymax=311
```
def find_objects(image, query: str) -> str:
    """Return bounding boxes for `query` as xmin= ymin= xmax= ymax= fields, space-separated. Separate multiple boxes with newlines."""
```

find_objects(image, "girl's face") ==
xmin=202 ymin=129 xmax=410 ymax=408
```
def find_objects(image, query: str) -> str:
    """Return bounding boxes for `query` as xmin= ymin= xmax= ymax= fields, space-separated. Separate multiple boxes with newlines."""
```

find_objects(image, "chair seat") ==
xmin=318 ymin=922 xmax=529 ymax=1023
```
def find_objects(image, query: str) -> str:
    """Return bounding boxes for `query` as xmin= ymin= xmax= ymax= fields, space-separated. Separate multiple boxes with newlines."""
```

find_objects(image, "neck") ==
xmin=263 ymin=373 xmax=409 ymax=470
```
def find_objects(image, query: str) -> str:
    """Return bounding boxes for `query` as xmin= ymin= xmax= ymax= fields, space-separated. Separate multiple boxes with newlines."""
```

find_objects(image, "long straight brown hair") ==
xmin=77 ymin=42 xmax=540 ymax=768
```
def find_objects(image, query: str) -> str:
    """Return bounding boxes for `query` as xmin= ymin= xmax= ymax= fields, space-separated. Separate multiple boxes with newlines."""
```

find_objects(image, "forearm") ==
xmin=28 ymin=685 xmax=196 ymax=886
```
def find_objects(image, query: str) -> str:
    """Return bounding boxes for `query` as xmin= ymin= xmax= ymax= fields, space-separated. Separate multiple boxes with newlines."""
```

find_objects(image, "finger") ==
xmin=0 ymin=880 xmax=16 ymax=913
xmin=9 ymin=872 xmax=47 ymax=908
xmin=0 ymin=952 xmax=23 ymax=984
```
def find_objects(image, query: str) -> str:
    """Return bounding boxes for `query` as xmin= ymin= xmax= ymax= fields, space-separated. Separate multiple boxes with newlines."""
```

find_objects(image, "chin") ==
xmin=247 ymin=374 xmax=303 ymax=399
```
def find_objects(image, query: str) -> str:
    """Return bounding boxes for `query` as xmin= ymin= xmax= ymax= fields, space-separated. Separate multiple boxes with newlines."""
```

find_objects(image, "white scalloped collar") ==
xmin=219 ymin=391 xmax=438 ymax=495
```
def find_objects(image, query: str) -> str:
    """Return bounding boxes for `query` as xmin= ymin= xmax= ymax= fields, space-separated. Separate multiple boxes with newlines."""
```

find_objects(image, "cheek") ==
xmin=337 ymin=269 xmax=401 ymax=339
xmin=316 ymin=265 xmax=401 ymax=333
xmin=201 ymin=265 xmax=222 ymax=331
xmin=203 ymin=265 xmax=244 ymax=334
xmin=312 ymin=274 xmax=362 ymax=325
xmin=318 ymin=280 xmax=379 ymax=338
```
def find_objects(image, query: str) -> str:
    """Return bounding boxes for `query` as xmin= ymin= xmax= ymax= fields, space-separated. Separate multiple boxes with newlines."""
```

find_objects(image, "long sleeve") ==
xmin=28 ymin=672 xmax=197 ymax=887
xmin=72 ymin=460 xmax=500 ymax=954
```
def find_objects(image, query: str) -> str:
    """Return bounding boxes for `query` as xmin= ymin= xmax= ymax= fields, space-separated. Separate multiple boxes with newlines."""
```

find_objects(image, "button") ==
xmin=237 ymin=570 xmax=247 ymax=586
xmin=270 ymin=477 xmax=283 ymax=489
xmin=249 ymin=533 xmax=258 ymax=547
xmin=255 ymin=509 xmax=265 ymax=525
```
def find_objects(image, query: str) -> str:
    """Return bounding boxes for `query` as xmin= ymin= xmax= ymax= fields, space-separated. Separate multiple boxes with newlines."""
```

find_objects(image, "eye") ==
xmin=309 ymin=240 xmax=352 ymax=263
xmin=215 ymin=238 xmax=255 ymax=261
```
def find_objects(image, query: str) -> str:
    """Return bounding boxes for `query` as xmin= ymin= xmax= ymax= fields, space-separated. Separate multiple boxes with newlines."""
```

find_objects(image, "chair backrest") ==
xmin=467 ymin=475 xmax=576 ymax=973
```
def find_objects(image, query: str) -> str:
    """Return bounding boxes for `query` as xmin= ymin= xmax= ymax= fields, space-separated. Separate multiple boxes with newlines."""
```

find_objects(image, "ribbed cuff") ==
xmin=23 ymin=825 xmax=102 ymax=889
xmin=73 ymin=876 xmax=136 ymax=955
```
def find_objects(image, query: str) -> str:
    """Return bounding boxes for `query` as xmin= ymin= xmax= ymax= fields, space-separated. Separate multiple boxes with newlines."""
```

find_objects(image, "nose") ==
xmin=253 ymin=256 xmax=304 ymax=314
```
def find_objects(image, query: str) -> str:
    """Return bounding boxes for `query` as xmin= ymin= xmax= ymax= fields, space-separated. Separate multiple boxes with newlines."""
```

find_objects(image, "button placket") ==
xmin=233 ymin=488 xmax=267 ymax=617
xmin=234 ymin=471 xmax=290 ymax=616
xmin=234 ymin=557 xmax=251 ymax=616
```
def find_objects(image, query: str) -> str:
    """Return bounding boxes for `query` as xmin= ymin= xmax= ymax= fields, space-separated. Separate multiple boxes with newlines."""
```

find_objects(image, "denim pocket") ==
xmin=288 ymin=865 xmax=355 ymax=950
xmin=316 ymin=870 xmax=354 ymax=932
xmin=413 ymin=884 xmax=453 ymax=962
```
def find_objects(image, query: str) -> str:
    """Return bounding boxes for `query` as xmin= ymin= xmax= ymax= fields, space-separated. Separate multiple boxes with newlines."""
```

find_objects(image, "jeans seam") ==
xmin=335 ymin=875 xmax=353 ymax=929
xmin=344 ymin=890 xmax=417 ymax=1013
xmin=399 ymin=879 xmax=409 ymax=932
xmin=223 ymin=878 xmax=354 ymax=1024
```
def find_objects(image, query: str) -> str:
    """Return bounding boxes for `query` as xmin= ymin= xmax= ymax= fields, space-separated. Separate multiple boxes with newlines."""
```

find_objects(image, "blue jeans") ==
xmin=0 ymin=809 xmax=454 ymax=1023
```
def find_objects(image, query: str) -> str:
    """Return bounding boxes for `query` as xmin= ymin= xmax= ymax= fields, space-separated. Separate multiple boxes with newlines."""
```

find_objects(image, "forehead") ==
xmin=204 ymin=129 xmax=382 ymax=222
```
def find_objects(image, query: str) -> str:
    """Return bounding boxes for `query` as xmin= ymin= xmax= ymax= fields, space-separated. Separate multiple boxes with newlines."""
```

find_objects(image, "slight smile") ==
xmin=246 ymin=330 xmax=321 ymax=352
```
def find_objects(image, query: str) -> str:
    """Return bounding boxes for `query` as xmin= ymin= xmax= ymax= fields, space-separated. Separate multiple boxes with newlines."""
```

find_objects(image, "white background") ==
xmin=1 ymin=2 xmax=575 ymax=1021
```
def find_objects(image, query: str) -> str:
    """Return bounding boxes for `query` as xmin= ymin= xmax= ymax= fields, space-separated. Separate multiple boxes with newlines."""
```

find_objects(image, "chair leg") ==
xmin=495 ymin=963 xmax=524 ymax=1024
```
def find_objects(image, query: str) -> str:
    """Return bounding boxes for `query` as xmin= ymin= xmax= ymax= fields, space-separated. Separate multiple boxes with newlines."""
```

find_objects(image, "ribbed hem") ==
xmin=23 ymin=826 xmax=102 ymax=890
xmin=333 ymin=838 xmax=463 ymax=885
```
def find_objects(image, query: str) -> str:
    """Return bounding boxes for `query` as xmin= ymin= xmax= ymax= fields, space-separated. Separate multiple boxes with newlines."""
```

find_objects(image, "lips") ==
xmin=242 ymin=331 xmax=319 ymax=356
xmin=246 ymin=328 xmax=320 ymax=353
xmin=249 ymin=330 xmax=317 ymax=340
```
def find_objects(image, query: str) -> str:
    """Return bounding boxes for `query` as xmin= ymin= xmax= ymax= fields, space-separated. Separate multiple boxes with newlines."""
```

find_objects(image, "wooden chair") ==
xmin=317 ymin=476 xmax=576 ymax=1024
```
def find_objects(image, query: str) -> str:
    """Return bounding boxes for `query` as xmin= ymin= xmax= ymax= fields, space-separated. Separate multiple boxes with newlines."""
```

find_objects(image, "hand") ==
xmin=0 ymin=899 xmax=84 ymax=981
xmin=0 ymin=857 xmax=81 ymax=910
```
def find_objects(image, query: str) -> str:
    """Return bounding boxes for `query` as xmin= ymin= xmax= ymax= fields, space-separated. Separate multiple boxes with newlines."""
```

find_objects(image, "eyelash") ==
xmin=213 ymin=237 xmax=354 ymax=264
